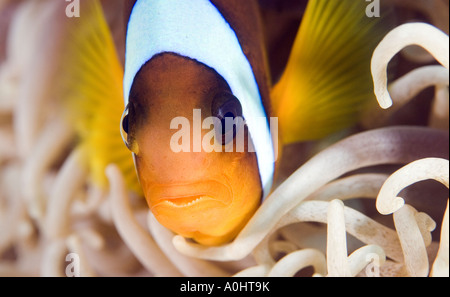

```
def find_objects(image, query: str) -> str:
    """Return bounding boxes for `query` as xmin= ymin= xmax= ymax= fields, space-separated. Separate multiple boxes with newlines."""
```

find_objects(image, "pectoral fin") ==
xmin=61 ymin=0 xmax=141 ymax=193
xmin=272 ymin=0 xmax=389 ymax=144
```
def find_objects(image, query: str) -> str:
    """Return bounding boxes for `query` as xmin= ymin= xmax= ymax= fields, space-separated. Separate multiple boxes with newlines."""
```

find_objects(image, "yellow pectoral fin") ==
xmin=61 ymin=0 xmax=141 ymax=194
xmin=272 ymin=0 xmax=390 ymax=145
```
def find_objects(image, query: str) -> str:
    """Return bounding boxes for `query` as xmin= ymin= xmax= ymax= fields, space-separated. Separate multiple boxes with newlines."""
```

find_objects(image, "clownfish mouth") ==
xmin=161 ymin=195 xmax=215 ymax=208
xmin=148 ymin=180 xmax=232 ymax=210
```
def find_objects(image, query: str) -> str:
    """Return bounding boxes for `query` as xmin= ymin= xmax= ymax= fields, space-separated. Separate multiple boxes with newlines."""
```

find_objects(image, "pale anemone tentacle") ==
xmin=393 ymin=0 xmax=449 ymax=64
xmin=371 ymin=22 xmax=449 ymax=109
xmin=85 ymin=239 xmax=145 ymax=277
xmin=0 ymin=263 xmax=29 ymax=277
xmin=1 ymin=0 xmax=450 ymax=278
xmin=233 ymin=265 xmax=270 ymax=277
xmin=429 ymin=85 xmax=449 ymax=130
xmin=364 ymin=65 xmax=449 ymax=128
xmin=252 ymin=232 xmax=278 ymax=266
xmin=270 ymin=202 xmax=386 ymax=277
xmin=66 ymin=233 xmax=97 ymax=277
xmin=173 ymin=127 xmax=448 ymax=261
xmin=71 ymin=185 xmax=107 ymax=217
xmin=0 ymin=127 xmax=15 ymax=163
xmin=0 ymin=64 xmax=19 ymax=114
xmin=106 ymin=164 xmax=183 ymax=277
xmin=377 ymin=260 xmax=408 ymax=277
xmin=278 ymin=223 xmax=327 ymax=255
xmin=12 ymin=1 xmax=67 ymax=158
xmin=97 ymin=197 xmax=114 ymax=224
xmin=431 ymin=200 xmax=449 ymax=277
xmin=40 ymin=239 xmax=67 ymax=277
xmin=326 ymin=200 xmax=350 ymax=277
xmin=147 ymin=213 xmax=229 ymax=277
xmin=2 ymin=1 xmax=42 ymax=83
xmin=0 ymin=164 xmax=24 ymax=255
xmin=307 ymin=173 xmax=389 ymax=201
xmin=388 ymin=66 xmax=448 ymax=108
xmin=270 ymin=240 xmax=299 ymax=257
xmin=393 ymin=205 xmax=435 ymax=277
xmin=272 ymin=200 xmax=406 ymax=262
xmin=12 ymin=235 xmax=44 ymax=276
xmin=5 ymin=190 xmax=36 ymax=265
xmin=415 ymin=212 xmax=437 ymax=247
xmin=280 ymin=173 xmax=388 ymax=257
xmin=376 ymin=158 xmax=449 ymax=215
xmin=235 ymin=198 xmax=402 ymax=269
xmin=22 ymin=115 xmax=74 ymax=221
xmin=73 ymin=227 xmax=105 ymax=251
xmin=44 ymin=147 xmax=88 ymax=239
xmin=250 ymin=200 xmax=402 ymax=264
xmin=267 ymin=248 xmax=327 ymax=277
xmin=347 ymin=245 xmax=386 ymax=277
xmin=73 ymin=224 xmax=147 ymax=277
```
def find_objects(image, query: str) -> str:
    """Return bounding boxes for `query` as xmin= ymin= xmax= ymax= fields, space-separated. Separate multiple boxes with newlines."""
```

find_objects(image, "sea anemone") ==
xmin=0 ymin=0 xmax=448 ymax=277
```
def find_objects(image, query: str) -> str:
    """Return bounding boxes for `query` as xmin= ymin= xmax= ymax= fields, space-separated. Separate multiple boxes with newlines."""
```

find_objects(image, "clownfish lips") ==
xmin=161 ymin=195 xmax=212 ymax=208
xmin=148 ymin=180 xmax=233 ymax=210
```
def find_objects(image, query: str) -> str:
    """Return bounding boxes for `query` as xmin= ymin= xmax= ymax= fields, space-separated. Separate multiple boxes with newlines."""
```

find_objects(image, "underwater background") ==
xmin=0 ymin=0 xmax=448 ymax=277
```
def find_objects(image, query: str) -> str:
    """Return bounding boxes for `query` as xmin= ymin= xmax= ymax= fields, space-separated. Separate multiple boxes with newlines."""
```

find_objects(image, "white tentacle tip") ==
xmin=376 ymin=91 xmax=394 ymax=109
xmin=172 ymin=235 xmax=189 ymax=253
xmin=376 ymin=196 xmax=405 ymax=215
xmin=379 ymin=98 xmax=393 ymax=110
xmin=172 ymin=235 xmax=184 ymax=245
xmin=105 ymin=164 xmax=118 ymax=180
xmin=330 ymin=199 xmax=345 ymax=208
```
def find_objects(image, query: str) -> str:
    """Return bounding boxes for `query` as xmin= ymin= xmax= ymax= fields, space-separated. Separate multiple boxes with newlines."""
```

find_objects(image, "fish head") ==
xmin=121 ymin=53 xmax=262 ymax=246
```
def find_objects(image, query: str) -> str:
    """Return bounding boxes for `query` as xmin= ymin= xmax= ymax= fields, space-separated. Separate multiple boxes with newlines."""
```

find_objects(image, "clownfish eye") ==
xmin=211 ymin=92 xmax=243 ymax=145
xmin=120 ymin=104 xmax=131 ymax=149
xmin=122 ymin=115 xmax=129 ymax=135
xmin=120 ymin=103 xmax=139 ymax=154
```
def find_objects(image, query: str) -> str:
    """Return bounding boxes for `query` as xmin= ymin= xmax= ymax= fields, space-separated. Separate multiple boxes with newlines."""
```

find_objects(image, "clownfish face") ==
xmin=121 ymin=53 xmax=262 ymax=246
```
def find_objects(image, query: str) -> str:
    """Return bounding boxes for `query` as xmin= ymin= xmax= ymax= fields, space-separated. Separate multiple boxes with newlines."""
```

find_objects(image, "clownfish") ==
xmin=63 ymin=0 xmax=386 ymax=245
